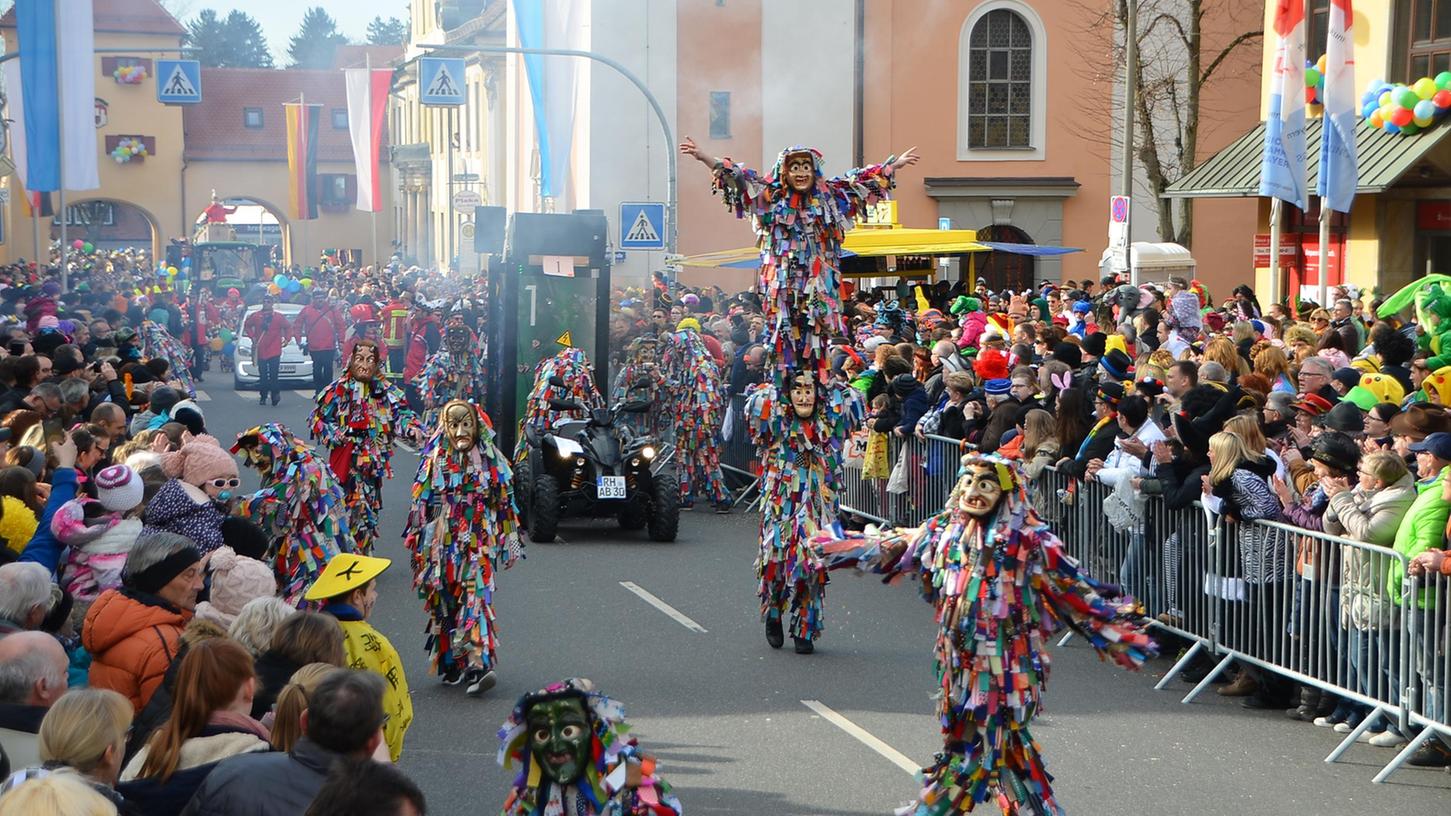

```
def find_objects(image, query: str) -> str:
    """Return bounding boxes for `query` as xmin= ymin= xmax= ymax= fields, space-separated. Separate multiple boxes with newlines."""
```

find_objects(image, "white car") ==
xmin=233 ymin=303 xmax=314 ymax=390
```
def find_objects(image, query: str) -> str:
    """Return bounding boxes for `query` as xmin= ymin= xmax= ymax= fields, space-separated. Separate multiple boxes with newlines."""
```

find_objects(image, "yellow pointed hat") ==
xmin=304 ymin=553 xmax=391 ymax=601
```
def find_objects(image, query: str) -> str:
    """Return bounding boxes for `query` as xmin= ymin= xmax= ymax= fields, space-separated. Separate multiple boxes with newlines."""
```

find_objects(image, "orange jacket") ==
xmin=83 ymin=588 xmax=191 ymax=713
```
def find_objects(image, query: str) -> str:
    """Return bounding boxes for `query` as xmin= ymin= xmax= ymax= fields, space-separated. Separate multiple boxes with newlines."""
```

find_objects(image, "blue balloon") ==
xmin=285 ymin=279 xmax=301 ymax=293
xmin=273 ymin=273 xmax=287 ymax=286
xmin=222 ymin=342 xmax=235 ymax=356
xmin=1416 ymin=99 xmax=1438 ymax=120
xmin=1384 ymin=122 xmax=1401 ymax=134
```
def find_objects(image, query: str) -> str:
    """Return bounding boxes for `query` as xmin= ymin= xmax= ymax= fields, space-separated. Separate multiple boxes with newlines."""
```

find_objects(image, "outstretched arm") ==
xmin=678 ymin=136 xmax=721 ymax=171
xmin=810 ymin=525 xmax=924 ymax=579
xmin=683 ymin=135 xmax=770 ymax=219
xmin=1035 ymin=530 xmax=1157 ymax=670
xmin=824 ymin=147 xmax=917 ymax=219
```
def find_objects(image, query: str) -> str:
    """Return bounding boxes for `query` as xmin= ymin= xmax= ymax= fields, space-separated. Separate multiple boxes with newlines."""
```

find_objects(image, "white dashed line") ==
xmin=618 ymin=581 xmax=708 ymax=633
xmin=801 ymin=699 xmax=919 ymax=775
xmin=193 ymin=390 xmax=211 ymax=402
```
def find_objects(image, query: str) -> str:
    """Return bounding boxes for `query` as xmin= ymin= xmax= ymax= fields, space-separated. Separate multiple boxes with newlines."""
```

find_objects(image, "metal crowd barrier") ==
xmin=1396 ymin=572 xmax=1451 ymax=782
xmin=837 ymin=432 xmax=969 ymax=527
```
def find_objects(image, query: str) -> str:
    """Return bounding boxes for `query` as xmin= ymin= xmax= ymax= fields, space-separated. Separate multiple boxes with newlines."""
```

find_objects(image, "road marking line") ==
xmin=292 ymin=389 xmax=314 ymax=398
xmin=801 ymin=699 xmax=919 ymax=775
xmin=193 ymin=390 xmax=211 ymax=402
xmin=618 ymin=581 xmax=707 ymax=633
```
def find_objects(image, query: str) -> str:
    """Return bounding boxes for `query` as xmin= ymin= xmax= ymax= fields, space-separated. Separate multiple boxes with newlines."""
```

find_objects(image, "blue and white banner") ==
xmin=11 ymin=0 xmax=99 ymax=192
xmin=511 ymin=0 xmax=588 ymax=203
xmin=1317 ymin=0 xmax=1358 ymax=214
xmin=1258 ymin=0 xmax=1307 ymax=210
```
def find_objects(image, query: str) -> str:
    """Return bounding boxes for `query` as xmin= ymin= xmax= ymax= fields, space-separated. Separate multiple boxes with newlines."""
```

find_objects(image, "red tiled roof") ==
xmin=331 ymin=45 xmax=404 ymax=70
xmin=0 ymin=0 xmax=185 ymax=36
xmin=182 ymin=68 xmax=387 ymax=162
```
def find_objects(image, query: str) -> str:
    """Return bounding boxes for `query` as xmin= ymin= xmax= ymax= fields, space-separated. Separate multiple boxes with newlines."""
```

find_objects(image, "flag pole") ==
xmin=367 ymin=52 xmax=379 ymax=270
xmin=1317 ymin=200 xmax=1330 ymax=308
xmin=31 ymin=198 xmax=41 ymax=262
xmin=1268 ymin=197 xmax=1283 ymax=309
xmin=53 ymin=0 xmax=67 ymax=291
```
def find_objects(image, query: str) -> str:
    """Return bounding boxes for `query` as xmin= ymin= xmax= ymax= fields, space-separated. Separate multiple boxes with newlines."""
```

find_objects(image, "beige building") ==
xmin=390 ymin=0 xmax=504 ymax=273
xmin=0 ymin=0 xmax=392 ymax=269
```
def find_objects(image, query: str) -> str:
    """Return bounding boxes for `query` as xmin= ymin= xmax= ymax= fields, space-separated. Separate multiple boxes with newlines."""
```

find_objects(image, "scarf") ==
xmin=1076 ymin=413 xmax=1117 ymax=461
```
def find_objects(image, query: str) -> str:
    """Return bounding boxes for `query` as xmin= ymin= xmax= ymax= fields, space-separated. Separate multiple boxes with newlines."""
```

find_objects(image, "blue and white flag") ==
xmin=1258 ymin=0 xmax=1307 ymax=210
xmin=1318 ymin=0 xmax=1358 ymax=213
xmin=11 ymin=0 xmax=99 ymax=193
xmin=511 ymin=0 xmax=587 ymax=204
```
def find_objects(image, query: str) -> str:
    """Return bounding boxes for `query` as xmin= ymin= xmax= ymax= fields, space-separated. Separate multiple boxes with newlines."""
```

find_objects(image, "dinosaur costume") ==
xmin=812 ymin=455 xmax=1155 ymax=815
xmin=497 ymin=678 xmax=682 ymax=816
xmin=404 ymin=401 xmax=522 ymax=695
xmin=231 ymin=423 xmax=352 ymax=605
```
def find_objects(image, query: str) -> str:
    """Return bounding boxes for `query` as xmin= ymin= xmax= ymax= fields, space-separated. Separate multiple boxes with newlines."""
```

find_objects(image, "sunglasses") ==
xmin=207 ymin=478 xmax=241 ymax=489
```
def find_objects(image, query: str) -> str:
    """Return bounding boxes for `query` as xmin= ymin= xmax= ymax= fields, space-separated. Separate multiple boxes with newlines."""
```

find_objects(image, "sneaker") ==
xmin=1369 ymin=730 xmax=1408 ymax=748
xmin=765 ymin=617 xmax=784 ymax=649
xmin=793 ymin=636 xmax=815 ymax=655
xmin=1333 ymin=714 xmax=1364 ymax=734
xmin=1217 ymin=671 xmax=1258 ymax=697
xmin=714 ymin=503 xmax=731 ymax=514
xmin=439 ymin=666 xmax=465 ymax=686
xmin=465 ymin=668 xmax=497 ymax=697
xmin=1313 ymin=713 xmax=1344 ymax=728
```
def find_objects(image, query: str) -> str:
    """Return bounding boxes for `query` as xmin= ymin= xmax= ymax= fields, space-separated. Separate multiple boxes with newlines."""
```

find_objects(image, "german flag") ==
xmin=21 ymin=188 xmax=53 ymax=218
xmin=284 ymin=102 xmax=321 ymax=220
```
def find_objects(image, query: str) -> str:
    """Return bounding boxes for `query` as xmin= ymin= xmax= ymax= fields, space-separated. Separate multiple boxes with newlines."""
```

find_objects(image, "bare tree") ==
xmin=1073 ymin=0 xmax=1263 ymax=248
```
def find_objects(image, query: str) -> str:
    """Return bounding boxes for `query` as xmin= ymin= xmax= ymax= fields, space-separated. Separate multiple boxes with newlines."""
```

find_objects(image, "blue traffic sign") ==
xmin=619 ymin=202 xmax=665 ymax=250
xmin=419 ymin=58 xmax=466 ymax=106
xmin=156 ymin=59 xmax=201 ymax=105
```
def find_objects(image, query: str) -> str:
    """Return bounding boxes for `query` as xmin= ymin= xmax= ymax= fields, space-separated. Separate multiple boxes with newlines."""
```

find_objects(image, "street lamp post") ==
xmin=415 ymin=44 xmax=677 ymax=262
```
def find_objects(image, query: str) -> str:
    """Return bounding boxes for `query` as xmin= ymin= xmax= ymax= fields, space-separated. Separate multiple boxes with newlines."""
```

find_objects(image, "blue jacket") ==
xmin=895 ymin=385 xmax=930 ymax=435
xmin=19 ymin=468 xmax=77 ymax=575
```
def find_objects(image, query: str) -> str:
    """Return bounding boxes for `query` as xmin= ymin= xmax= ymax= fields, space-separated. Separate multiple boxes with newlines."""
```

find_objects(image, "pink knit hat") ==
xmin=94 ymin=464 xmax=143 ymax=513
xmin=161 ymin=435 xmax=239 ymax=488
xmin=195 ymin=546 xmax=277 ymax=628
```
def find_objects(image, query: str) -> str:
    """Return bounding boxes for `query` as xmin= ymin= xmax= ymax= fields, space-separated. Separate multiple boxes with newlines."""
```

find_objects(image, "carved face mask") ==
xmin=239 ymin=443 xmax=274 ymax=479
xmin=350 ymin=343 xmax=379 ymax=381
xmin=443 ymin=401 xmax=477 ymax=452
xmin=527 ymin=697 xmax=591 ymax=786
xmin=790 ymin=372 xmax=816 ymax=418
xmin=785 ymin=154 xmax=815 ymax=193
xmin=446 ymin=325 xmax=470 ymax=355
xmin=957 ymin=463 xmax=1006 ymax=517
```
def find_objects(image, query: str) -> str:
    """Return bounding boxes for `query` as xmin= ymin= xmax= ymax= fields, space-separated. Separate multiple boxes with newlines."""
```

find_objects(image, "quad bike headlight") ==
xmin=555 ymin=446 xmax=573 ymax=459
xmin=641 ymin=446 xmax=656 ymax=459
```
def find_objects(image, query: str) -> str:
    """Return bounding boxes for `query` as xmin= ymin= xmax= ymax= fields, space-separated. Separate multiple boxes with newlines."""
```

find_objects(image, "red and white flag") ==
xmin=345 ymin=69 xmax=391 ymax=212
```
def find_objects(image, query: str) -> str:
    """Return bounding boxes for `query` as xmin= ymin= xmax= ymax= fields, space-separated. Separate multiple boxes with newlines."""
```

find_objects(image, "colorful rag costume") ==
xmin=405 ymin=402 xmax=522 ymax=676
xmin=610 ymin=339 xmax=669 ymax=442
xmin=140 ymin=320 xmax=196 ymax=398
xmin=813 ymin=455 xmax=1156 ymax=815
xmin=231 ymin=423 xmax=352 ymax=605
xmin=412 ymin=341 xmax=489 ymax=427
xmin=497 ymin=679 xmax=683 ymax=816
xmin=309 ymin=372 xmax=419 ymax=554
xmin=660 ymin=328 xmax=730 ymax=508
xmin=711 ymin=144 xmax=896 ymax=382
xmin=514 ymin=347 xmax=605 ymax=461
xmin=746 ymin=377 xmax=862 ymax=641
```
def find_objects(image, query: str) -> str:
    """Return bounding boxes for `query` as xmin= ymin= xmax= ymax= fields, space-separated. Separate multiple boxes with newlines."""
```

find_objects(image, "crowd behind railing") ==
xmin=726 ymin=418 xmax=1450 ymax=784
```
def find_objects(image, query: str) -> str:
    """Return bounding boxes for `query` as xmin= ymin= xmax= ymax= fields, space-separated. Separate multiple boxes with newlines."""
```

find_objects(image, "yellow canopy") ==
xmin=677 ymin=228 xmax=991 ymax=269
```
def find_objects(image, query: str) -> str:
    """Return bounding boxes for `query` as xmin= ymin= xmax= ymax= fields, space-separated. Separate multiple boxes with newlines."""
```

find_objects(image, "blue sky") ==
xmin=179 ymin=1 xmax=412 ymax=63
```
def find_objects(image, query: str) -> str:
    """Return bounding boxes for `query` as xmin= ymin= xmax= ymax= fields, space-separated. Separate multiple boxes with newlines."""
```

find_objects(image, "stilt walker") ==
xmin=231 ymin=423 xmax=352 ymax=606
xmin=812 ymin=455 xmax=1156 ymax=815
xmin=309 ymin=339 xmax=420 ymax=553
xmin=680 ymin=136 xmax=916 ymax=652
xmin=404 ymin=400 xmax=522 ymax=697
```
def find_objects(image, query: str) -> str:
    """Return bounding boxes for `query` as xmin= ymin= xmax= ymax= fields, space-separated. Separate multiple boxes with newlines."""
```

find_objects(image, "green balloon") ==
xmin=1401 ymin=88 xmax=1422 ymax=108
xmin=1438 ymin=71 xmax=1451 ymax=90
xmin=219 ymin=329 xmax=234 ymax=342
xmin=1403 ymin=122 xmax=1422 ymax=135
xmin=1305 ymin=68 xmax=1322 ymax=87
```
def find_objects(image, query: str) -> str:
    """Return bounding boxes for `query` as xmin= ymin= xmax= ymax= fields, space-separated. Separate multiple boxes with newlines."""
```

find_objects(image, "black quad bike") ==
xmin=516 ymin=386 xmax=679 ymax=544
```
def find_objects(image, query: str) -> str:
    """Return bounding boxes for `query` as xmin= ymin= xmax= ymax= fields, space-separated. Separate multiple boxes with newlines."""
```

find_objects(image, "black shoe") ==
xmin=765 ymin=617 xmax=784 ymax=649
xmin=793 ymin=636 xmax=814 ymax=655
xmin=439 ymin=666 xmax=464 ymax=686
xmin=258 ymin=395 xmax=267 ymax=405
xmin=271 ymin=395 xmax=281 ymax=406
xmin=1408 ymin=740 xmax=1451 ymax=768
xmin=1242 ymin=693 xmax=1290 ymax=710
xmin=465 ymin=668 xmax=497 ymax=697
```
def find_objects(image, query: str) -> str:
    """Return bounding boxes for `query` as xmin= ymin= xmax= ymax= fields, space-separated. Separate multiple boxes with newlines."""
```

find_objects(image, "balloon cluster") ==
xmin=1365 ymin=73 xmax=1451 ymax=135
xmin=112 ymin=64 xmax=147 ymax=84
xmin=152 ymin=256 xmax=191 ymax=289
xmin=216 ymin=328 xmax=236 ymax=357
xmin=69 ymin=239 xmax=95 ymax=254
xmin=110 ymin=137 xmax=148 ymax=164
xmin=267 ymin=273 xmax=314 ymax=296
xmin=1304 ymin=56 xmax=1327 ymax=106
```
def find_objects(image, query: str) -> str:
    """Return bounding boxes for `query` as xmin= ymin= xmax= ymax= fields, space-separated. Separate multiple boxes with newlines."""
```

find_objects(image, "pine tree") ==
xmin=184 ymin=9 xmax=229 ymax=68
xmin=287 ymin=7 xmax=349 ymax=70
xmin=222 ymin=11 xmax=274 ymax=68
xmin=366 ymin=15 xmax=409 ymax=46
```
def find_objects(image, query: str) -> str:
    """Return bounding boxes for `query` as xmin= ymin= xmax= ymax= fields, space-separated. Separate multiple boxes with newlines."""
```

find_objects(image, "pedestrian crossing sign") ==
xmin=156 ymin=60 xmax=202 ymax=105
xmin=619 ymin=202 xmax=666 ymax=250
xmin=419 ymin=57 xmax=466 ymax=106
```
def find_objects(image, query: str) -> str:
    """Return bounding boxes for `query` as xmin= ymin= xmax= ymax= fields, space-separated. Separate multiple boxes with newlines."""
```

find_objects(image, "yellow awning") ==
xmin=678 ymin=228 xmax=990 ymax=268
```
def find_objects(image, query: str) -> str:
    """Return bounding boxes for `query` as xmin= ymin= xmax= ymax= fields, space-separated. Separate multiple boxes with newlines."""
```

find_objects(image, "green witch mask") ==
xmin=527 ymin=697 xmax=591 ymax=785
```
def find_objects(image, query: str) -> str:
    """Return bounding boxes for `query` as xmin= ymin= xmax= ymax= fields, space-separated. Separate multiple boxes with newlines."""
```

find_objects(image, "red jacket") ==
xmin=294 ymin=302 xmax=346 ymax=352
xmin=244 ymin=308 xmax=291 ymax=360
xmin=404 ymin=315 xmax=441 ymax=381
xmin=182 ymin=301 xmax=221 ymax=346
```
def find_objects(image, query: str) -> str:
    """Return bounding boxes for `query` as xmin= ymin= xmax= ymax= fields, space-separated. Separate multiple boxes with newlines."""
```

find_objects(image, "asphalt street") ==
xmin=195 ymin=382 xmax=1451 ymax=816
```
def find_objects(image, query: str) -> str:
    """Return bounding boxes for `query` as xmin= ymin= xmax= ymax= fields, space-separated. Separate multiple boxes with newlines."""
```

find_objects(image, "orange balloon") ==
xmin=1370 ymin=109 xmax=1385 ymax=129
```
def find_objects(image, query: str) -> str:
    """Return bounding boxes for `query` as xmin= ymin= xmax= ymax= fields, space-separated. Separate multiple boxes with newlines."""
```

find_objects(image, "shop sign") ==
xmin=1417 ymin=201 xmax=1451 ymax=230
